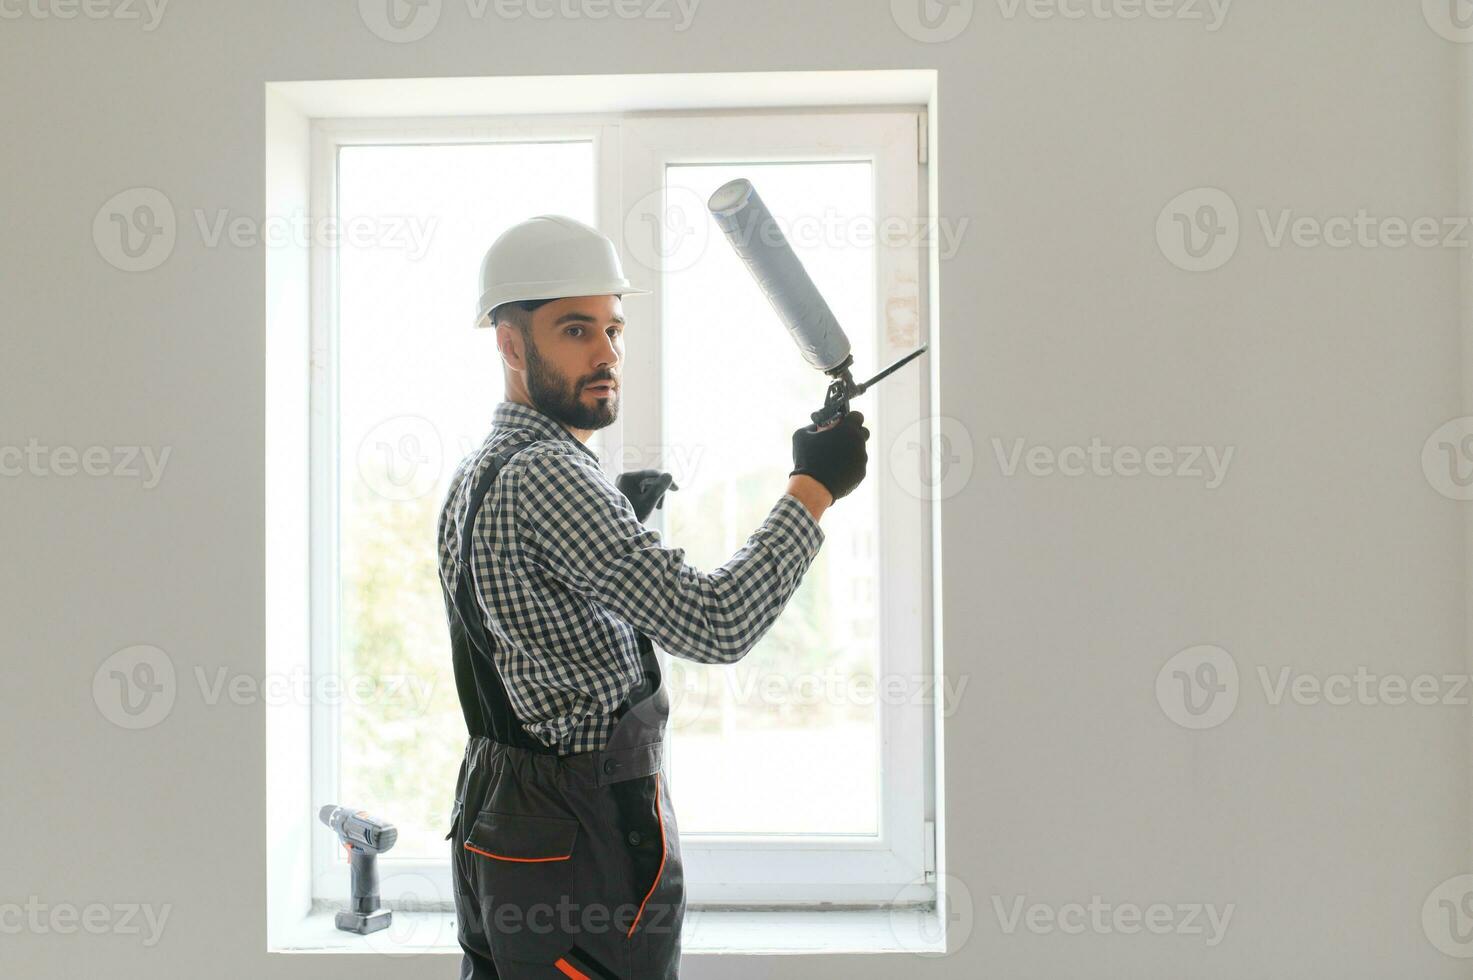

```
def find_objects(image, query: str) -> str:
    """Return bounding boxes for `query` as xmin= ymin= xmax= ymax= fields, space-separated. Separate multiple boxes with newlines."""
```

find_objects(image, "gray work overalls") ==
xmin=441 ymin=444 xmax=686 ymax=979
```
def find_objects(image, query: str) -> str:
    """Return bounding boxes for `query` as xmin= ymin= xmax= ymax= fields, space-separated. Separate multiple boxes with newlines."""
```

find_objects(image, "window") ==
xmin=304 ymin=110 xmax=932 ymax=912
xmin=622 ymin=111 xmax=931 ymax=906
xmin=331 ymin=138 xmax=596 ymax=862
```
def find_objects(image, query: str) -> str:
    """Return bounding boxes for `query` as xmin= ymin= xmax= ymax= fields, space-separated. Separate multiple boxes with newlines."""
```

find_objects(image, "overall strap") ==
xmin=448 ymin=444 xmax=559 ymax=754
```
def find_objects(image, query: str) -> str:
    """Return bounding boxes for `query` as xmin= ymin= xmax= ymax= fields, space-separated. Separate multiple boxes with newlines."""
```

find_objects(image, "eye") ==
xmin=566 ymin=326 xmax=583 ymax=338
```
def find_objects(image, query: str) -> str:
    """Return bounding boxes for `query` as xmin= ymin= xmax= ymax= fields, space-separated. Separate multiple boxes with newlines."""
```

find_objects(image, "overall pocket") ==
xmin=444 ymin=798 xmax=463 ymax=842
xmin=464 ymin=810 xmax=583 ymax=965
xmin=446 ymin=755 xmax=477 ymax=841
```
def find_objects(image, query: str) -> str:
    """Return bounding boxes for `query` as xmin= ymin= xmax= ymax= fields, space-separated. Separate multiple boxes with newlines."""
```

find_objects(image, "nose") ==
xmin=592 ymin=327 xmax=620 ymax=371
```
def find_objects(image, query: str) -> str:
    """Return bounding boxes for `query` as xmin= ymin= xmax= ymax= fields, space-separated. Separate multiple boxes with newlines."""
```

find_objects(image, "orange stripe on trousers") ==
xmin=626 ymin=772 xmax=668 ymax=938
xmin=554 ymin=957 xmax=590 ymax=979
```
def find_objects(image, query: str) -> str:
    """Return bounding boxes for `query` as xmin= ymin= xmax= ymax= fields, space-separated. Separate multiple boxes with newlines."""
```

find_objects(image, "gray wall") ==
xmin=2 ymin=1 xmax=1467 ymax=977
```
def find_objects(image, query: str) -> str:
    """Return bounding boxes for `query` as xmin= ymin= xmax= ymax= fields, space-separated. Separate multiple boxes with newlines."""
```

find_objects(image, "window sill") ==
xmin=271 ymin=907 xmax=945 ymax=956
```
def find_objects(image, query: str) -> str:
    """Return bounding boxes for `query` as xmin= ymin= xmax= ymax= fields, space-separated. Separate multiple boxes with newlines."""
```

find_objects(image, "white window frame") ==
xmin=620 ymin=110 xmax=933 ymax=907
xmin=302 ymin=109 xmax=934 ymax=912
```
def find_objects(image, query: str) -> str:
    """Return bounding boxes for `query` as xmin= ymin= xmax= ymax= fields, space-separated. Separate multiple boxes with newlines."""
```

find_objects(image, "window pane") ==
xmin=335 ymin=141 xmax=595 ymax=859
xmin=662 ymin=162 xmax=881 ymax=836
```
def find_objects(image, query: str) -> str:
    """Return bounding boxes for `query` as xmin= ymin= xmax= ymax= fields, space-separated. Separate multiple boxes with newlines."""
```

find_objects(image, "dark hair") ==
xmin=491 ymin=298 xmax=553 ymax=340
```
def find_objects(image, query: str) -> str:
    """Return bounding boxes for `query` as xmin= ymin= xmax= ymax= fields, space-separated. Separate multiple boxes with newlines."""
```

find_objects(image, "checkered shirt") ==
xmin=437 ymin=399 xmax=825 ymax=755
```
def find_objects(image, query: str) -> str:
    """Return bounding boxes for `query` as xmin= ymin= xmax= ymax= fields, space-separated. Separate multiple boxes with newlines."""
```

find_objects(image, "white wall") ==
xmin=1 ymin=1 xmax=1467 ymax=978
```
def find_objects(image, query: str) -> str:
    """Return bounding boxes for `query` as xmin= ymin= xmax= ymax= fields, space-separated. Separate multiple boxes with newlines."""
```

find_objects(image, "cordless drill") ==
xmin=319 ymin=804 xmax=398 ymax=935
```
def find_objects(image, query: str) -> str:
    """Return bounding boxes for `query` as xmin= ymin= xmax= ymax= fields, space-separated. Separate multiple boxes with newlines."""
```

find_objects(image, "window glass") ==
xmin=662 ymin=161 xmax=881 ymax=836
xmin=336 ymin=141 xmax=595 ymax=859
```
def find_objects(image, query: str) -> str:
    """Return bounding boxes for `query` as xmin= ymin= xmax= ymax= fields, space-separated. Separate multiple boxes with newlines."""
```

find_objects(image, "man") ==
xmin=437 ymin=214 xmax=869 ymax=979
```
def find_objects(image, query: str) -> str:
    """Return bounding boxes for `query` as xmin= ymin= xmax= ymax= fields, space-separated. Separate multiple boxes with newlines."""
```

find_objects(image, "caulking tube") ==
xmin=706 ymin=178 xmax=852 ymax=373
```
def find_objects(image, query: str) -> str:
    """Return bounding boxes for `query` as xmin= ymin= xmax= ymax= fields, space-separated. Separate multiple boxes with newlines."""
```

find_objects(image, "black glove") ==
xmin=616 ymin=469 xmax=679 ymax=522
xmin=790 ymin=410 xmax=870 ymax=501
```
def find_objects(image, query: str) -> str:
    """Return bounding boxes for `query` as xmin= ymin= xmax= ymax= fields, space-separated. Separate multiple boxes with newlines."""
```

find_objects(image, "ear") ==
xmin=495 ymin=319 xmax=525 ymax=371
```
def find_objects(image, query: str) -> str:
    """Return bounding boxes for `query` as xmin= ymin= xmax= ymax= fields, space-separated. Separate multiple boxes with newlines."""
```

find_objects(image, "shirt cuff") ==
xmin=774 ymin=492 xmax=825 ymax=558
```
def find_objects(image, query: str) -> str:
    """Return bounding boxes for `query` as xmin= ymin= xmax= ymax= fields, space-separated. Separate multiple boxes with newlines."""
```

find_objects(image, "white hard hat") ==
xmin=473 ymin=214 xmax=650 ymax=329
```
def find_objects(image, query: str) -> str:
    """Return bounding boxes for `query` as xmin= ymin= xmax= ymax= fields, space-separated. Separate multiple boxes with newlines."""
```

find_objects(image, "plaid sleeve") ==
xmin=507 ymin=447 xmax=824 ymax=665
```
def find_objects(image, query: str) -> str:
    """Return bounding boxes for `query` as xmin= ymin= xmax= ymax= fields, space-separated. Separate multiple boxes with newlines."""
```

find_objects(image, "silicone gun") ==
xmin=706 ymin=177 xmax=928 ymax=430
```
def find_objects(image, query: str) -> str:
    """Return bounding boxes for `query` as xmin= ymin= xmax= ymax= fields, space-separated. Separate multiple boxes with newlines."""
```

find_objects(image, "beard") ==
xmin=524 ymin=335 xmax=617 ymax=431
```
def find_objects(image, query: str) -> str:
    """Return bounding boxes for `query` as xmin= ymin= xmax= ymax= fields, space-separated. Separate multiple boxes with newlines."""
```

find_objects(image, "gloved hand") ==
xmin=616 ymin=469 xmax=679 ymax=522
xmin=790 ymin=410 xmax=870 ymax=502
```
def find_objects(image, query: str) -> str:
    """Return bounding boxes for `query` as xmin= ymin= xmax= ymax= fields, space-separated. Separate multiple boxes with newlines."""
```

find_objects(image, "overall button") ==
xmin=627 ymin=831 xmax=643 ymax=846
xmin=603 ymin=758 xmax=620 ymax=775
